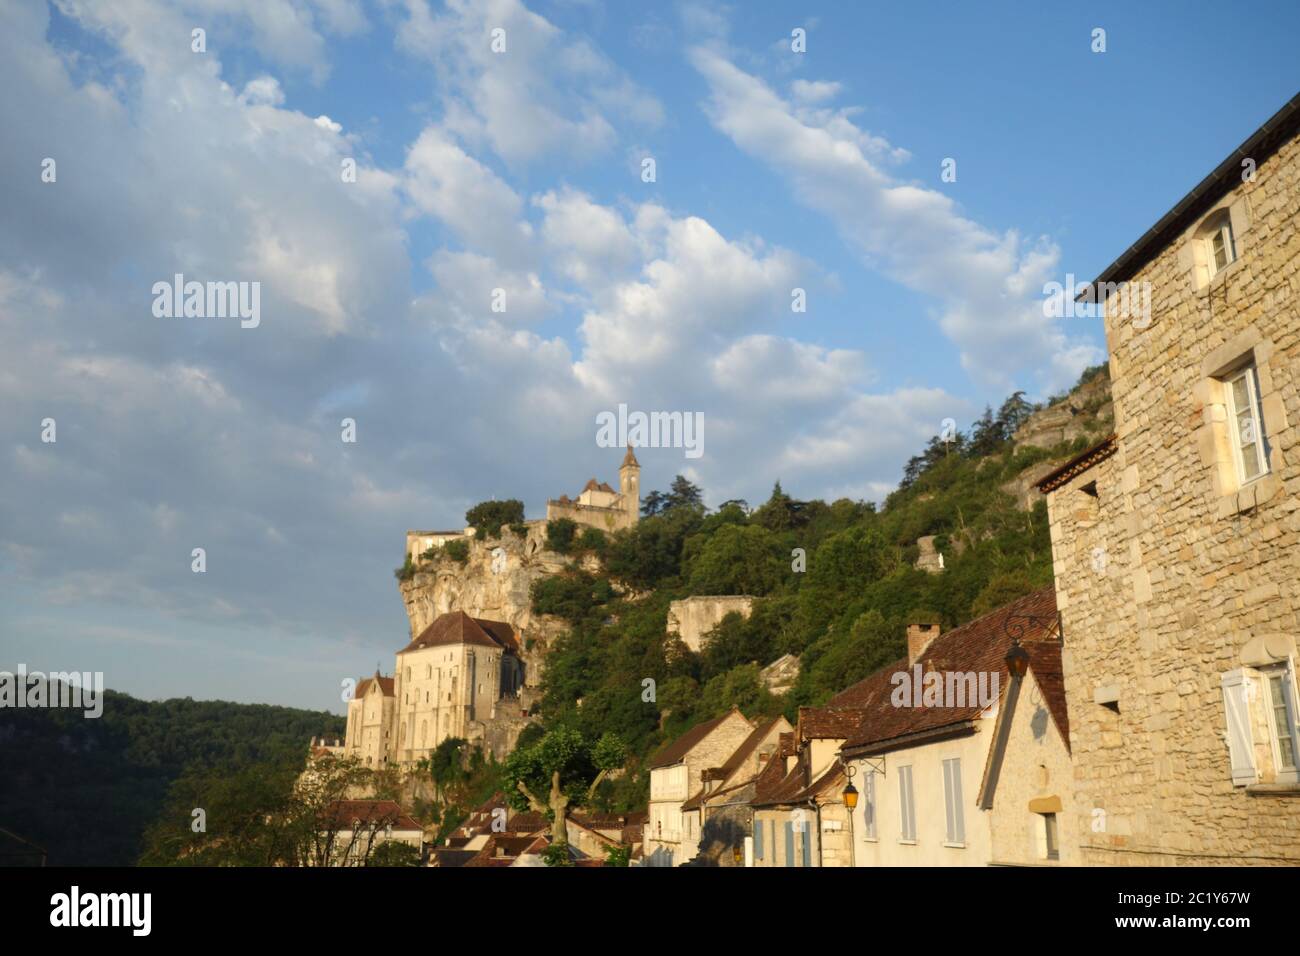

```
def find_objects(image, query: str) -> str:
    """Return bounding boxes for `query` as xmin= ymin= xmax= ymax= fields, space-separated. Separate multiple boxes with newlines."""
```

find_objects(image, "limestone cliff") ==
xmin=397 ymin=521 xmax=579 ymax=685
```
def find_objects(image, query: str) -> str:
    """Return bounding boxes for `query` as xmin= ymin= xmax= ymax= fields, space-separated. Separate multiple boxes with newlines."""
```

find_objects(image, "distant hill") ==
xmin=0 ymin=687 xmax=343 ymax=866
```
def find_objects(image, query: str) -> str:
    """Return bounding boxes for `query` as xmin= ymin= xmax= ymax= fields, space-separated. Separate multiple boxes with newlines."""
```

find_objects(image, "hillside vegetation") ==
xmin=531 ymin=366 xmax=1111 ymax=812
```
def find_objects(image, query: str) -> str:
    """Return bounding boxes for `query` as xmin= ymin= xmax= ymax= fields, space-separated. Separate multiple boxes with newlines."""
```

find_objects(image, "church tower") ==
xmin=619 ymin=444 xmax=640 ymax=522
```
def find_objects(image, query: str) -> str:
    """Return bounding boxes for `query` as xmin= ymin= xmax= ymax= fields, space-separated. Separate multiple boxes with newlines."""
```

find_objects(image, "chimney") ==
xmin=907 ymin=621 xmax=941 ymax=664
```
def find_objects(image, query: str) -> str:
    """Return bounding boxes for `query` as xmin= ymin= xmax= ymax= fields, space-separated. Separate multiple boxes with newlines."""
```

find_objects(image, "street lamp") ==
xmin=732 ymin=844 xmax=743 ymax=865
xmin=1006 ymin=640 xmax=1030 ymax=679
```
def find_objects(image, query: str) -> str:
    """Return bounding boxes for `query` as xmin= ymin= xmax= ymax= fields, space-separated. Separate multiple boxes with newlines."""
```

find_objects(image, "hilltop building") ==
xmin=546 ymin=445 xmax=641 ymax=533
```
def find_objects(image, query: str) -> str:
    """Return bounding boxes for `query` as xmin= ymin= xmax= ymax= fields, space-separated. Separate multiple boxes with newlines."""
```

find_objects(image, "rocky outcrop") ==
xmin=914 ymin=535 xmax=944 ymax=573
xmin=760 ymin=654 xmax=800 ymax=696
xmin=398 ymin=521 xmax=572 ymax=685
xmin=1012 ymin=373 xmax=1113 ymax=452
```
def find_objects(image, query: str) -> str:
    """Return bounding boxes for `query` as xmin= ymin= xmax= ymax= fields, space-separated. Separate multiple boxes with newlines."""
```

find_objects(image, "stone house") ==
xmin=545 ymin=445 xmax=640 ymax=533
xmin=837 ymin=588 xmax=1074 ymax=867
xmin=315 ymin=799 xmax=423 ymax=867
xmin=642 ymin=707 xmax=755 ymax=866
xmin=679 ymin=715 xmax=791 ymax=865
xmin=1036 ymin=93 xmax=1300 ymax=865
xmin=750 ymin=708 xmax=864 ymax=868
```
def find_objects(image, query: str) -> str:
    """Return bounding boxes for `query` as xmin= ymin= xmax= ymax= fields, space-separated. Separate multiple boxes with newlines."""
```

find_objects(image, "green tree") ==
xmin=465 ymin=499 xmax=525 ymax=540
xmin=546 ymin=518 xmax=579 ymax=554
xmin=503 ymin=729 xmax=627 ymax=859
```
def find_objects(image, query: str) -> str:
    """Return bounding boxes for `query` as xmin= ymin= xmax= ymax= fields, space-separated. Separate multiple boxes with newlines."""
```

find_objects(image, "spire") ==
xmin=622 ymin=443 xmax=639 ymax=468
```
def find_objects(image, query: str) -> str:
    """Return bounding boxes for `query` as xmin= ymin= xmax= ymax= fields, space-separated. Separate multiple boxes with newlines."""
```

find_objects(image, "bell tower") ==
xmin=619 ymin=444 xmax=640 ymax=521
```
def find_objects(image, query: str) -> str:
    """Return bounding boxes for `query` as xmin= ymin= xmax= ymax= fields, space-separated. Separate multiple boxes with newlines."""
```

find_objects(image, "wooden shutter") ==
xmin=1221 ymin=669 xmax=1258 ymax=786
xmin=754 ymin=816 xmax=763 ymax=859
xmin=784 ymin=821 xmax=794 ymax=867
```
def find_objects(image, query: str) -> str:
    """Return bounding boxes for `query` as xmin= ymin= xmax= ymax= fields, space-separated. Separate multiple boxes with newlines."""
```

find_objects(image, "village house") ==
xmin=315 ymin=800 xmax=424 ymax=867
xmin=679 ymin=715 xmax=791 ymax=865
xmin=1037 ymin=92 xmax=1300 ymax=865
xmin=642 ymin=707 xmax=755 ymax=866
xmin=749 ymin=707 xmax=864 ymax=868
xmin=836 ymin=588 xmax=1074 ymax=867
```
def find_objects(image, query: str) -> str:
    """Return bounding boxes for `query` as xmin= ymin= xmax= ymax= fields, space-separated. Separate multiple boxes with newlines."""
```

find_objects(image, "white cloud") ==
xmin=691 ymin=48 xmax=1102 ymax=391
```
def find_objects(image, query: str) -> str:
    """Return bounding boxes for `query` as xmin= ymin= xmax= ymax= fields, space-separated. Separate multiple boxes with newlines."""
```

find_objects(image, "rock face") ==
xmin=914 ymin=535 xmax=944 ymax=573
xmin=1013 ymin=374 xmax=1113 ymax=452
xmin=398 ymin=521 xmax=572 ymax=686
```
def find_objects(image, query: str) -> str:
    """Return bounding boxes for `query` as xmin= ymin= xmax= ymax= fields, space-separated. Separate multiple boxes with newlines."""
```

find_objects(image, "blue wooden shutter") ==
xmin=754 ymin=817 xmax=764 ymax=859
xmin=784 ymin=821 xmax=794 ymax=867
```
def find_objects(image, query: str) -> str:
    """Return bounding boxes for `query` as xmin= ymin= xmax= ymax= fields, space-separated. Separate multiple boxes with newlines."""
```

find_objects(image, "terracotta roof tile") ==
xmin=398 ymin=611 xmax=518 ymax=654
xmin=839 ymin=587 xmax=1067 ymax=754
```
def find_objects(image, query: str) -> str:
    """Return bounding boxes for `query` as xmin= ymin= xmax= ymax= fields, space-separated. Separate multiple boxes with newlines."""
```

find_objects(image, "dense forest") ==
xmin=0 ymin=690 xmax=343 ymax=865
xmin=530 ymin=365 xmax=1111 ymax=813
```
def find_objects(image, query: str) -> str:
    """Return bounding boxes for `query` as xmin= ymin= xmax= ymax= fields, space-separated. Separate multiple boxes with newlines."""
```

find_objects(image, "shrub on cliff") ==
xmin=465 ymin=499 xmax=525 ymax=539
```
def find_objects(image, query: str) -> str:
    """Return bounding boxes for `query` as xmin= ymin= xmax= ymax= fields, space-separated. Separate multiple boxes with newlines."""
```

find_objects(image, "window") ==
xmin=1224 ymin=363 xmax=1270 ymax=484
xmin=898 ymin=765 xmax=916 ymax=842
xmin=754 ymin=818 xmax=764 ymax=860
xmin=1207 ymin=216 xmax=1237 ymax=276
xmin=862 ymin=770 xmax=877 ymax=840
xmin=942 ymin=758 xmax=965 ymax=845
xmin=1043 ymin=813 xmax=1060 ymax=861
xmin=1265 ymin=664 xmax=1300 ymax=781
xmin=800 ymin=827 xmax=811 ymax=867
xmin=784 ymin=821 xmax=795 ymax=868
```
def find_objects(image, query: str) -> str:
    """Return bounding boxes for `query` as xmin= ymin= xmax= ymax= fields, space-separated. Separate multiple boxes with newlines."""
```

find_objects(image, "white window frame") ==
xmin=1262 ymin=660 xmax=1300 ymax=785
xmin=897 ymin=765 xmax=916 ymax=843
xmin=1223 ymin=363 xmax=1270 ymax=485
xmin=942 ymin=757 xmax=965 ymax=847
xmin=1207 ymin=218 xmax=1237 ymax=276
xmin=1043 ymin=813 xmax=1059 ymax=861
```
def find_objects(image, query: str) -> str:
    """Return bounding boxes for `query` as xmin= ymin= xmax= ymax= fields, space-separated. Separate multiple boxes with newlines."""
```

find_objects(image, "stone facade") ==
xmin=1039 ymin=106 xmax=1300 ymax=865
xmin=666 ymin=595 xmax=756 ymax=653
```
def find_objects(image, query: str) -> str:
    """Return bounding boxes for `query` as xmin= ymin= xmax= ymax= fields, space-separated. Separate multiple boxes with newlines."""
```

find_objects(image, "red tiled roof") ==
xmin=647 ymin=708 xmax=750 ymax=770
xmin=797 ymin=707 xmax=869 ymax=743
xmin=398 ymin=611 xmax=518 ymax=654
xmin=320 ymin=800 xmax=422 ymax=832
xmin=839 ymin=587 xmax=1067 ymax=754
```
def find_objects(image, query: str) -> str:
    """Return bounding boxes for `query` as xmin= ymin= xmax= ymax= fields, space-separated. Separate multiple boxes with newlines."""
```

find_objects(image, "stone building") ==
xmin=1036 ymin=93 xmax=1300 ymax=865
xmin=545 ymin=445 xmax=640 ymax=533
xmin=642 ymin=707 xmax=755 ymax=866
xmin=341 ymin=611 xmax=528 ymax=766
xmin=666 ymin=595 xmax=755 ymax=653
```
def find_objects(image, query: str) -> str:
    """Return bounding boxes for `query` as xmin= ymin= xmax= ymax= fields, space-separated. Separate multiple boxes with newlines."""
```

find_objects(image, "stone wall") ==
xmin=667 ymin=596 xmax=756 ymax=653
xmin=1044 ymin=131 xmax=1300 ymax=865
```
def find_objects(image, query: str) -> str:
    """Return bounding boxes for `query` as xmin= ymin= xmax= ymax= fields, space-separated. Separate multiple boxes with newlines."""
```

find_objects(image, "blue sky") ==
xmin=2 ymin=0 xmax=1297 ymax=711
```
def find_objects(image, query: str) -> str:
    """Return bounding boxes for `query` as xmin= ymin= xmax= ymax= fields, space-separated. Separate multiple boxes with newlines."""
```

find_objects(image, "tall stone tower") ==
xmin=619 ymin=444 xmax=640 ymax=522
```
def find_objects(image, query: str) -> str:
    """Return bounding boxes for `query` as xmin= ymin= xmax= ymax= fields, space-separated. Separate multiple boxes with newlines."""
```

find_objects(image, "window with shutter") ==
xmin=801 ymin=826 xmax=811 ymax=867
xmin=1221 ymin=669 xmax=1259 ymax=786
xmin=784 ymin=821 xmax=794 ymax=867
xmin=898 ymin=765 xmax=916 ymax=842
xmin=1264 ymin=662 xmax=1300 ymax=784
xmin=942 ymin=758 xmax=965 ymax=845
xmin=754 ymin=817 xmax=764 ymax=859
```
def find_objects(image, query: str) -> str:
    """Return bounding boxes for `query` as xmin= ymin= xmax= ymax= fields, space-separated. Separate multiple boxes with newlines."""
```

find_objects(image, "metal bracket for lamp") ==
xmin=1003 ymin=610 xmax=1065 ymax=645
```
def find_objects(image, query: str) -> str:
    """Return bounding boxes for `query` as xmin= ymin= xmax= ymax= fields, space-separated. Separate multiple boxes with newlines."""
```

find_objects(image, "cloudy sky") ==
xmin=2 ymin=0 xmax=1296 ymax=711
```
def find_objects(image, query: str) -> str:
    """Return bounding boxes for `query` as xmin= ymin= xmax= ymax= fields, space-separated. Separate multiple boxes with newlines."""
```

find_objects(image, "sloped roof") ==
xmin=354 ymin=674 xmax=394 ymax=699
xmin=321 ymin=800 xmax=422 ymax=832
xmin=647 ymin=708 xmax=750 ymax=770
xmin=622 ymin=444 xmax=640 ymax=468
xmin=797 ymin=707 xmax=869 ymax=743
xmin=839 ymin=587 xmax=1067 ymax=754
xmin=398 ymin=611 xmax=518 ymax=654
